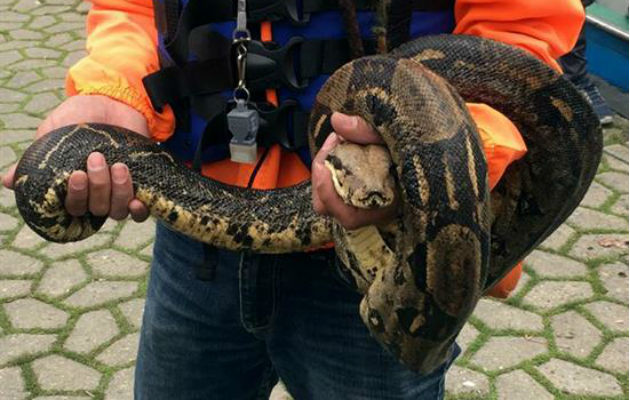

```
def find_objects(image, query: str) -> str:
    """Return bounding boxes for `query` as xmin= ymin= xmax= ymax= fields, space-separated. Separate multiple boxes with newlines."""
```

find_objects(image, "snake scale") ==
xmin=13 ymin=35 xmax=601 ymax=373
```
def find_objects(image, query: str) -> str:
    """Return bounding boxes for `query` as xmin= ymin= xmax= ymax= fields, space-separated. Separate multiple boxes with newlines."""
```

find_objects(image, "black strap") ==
xmin=143 ymin=35 xmax=375 ymax=113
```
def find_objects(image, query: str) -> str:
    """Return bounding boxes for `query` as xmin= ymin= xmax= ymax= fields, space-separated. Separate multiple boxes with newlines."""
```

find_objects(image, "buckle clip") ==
xmin=258 ymin=100 xmax=305 ymax=151
xmin=247 ymin=37 xmax=307 ymax=91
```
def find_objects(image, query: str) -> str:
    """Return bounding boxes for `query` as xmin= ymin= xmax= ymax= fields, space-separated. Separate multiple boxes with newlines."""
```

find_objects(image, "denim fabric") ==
xmin=135 ymin=222 xmax=460 ymax=400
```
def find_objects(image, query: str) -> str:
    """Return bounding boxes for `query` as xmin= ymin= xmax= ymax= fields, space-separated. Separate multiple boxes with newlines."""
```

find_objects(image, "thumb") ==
xmin=1 ymin=164 xmax=17 ymax=190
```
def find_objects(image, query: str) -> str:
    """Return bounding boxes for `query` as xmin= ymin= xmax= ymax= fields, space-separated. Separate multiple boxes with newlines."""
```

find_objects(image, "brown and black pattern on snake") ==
xmin=13 ymin=34 xmax=601 ymax=373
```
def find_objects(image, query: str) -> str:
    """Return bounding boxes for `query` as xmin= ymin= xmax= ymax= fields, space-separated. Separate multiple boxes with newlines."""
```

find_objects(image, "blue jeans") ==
xmin=135 ymin=222 xmax=460 ymax=399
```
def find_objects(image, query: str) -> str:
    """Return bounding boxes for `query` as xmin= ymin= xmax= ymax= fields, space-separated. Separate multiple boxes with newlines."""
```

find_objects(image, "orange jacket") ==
xmin=66 ymin=0 xmax=585 ymax=296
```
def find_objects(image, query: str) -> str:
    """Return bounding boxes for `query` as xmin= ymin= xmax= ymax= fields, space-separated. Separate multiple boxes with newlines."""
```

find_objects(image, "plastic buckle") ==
xmin=246 ymin=37 xmax=307 ymax=91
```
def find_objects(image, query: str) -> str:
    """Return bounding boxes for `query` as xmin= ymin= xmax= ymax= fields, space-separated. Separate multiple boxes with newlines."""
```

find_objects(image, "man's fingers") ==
xmin=129 ymin=199 xmax=150 ymax=222
xmin=65 ymin=171 xmax=89 ymax=217
xmin=1 ymin=164 xmax=17 ymax=189
xmin=87 ymin=152 xmax=111 ymax=216
xmin=331 ymin=112 xmax=383 ymax=144
xmin=109 ymin=163 xmax=133 ymax=220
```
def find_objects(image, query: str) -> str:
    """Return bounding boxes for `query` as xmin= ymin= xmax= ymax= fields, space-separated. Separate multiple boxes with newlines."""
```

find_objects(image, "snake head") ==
xmin=324 ymin=142 xmax=396 ymax=209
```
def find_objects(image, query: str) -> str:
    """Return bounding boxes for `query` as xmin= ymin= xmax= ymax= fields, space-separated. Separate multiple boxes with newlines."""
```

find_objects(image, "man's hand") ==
xmin=312 ymin=112 xmax=397 ymax=230
xmin=1 ymin=95 xmax=150 ymax=222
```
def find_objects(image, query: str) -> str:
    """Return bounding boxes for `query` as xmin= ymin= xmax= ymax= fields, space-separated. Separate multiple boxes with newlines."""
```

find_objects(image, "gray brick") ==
xmin=12 ymin=224 xmax=48 ymax=249
xmin=552 ymin=311 xmax=601 ymax=358
xmin=0 ymin=280 xmax=31 ymax=299
xmin=598 ymin=263 xmax=628 ymax=303
xmin=445 ymin=366 xmax=489 ymax=397
xmin=567 ymin=207 xmax=627 ymax=231
xmin=471 ymin=336 xmax=547 ymax=371
xmin=114 ymin=219 xmax=156 ymax=250
xmin=87 ymin=249 xmax=148 ymax=278
xmin=596 ymin=337 xmax=628 ymax=373
xmin=64 ymin=281 xmax=138 ymax=308
xmin=0 ymin=333 xmax=56 ymax=365
xmin=40 ymin=233 xmax=111 ymax=258
xmin=597 ymin=171 xmax=628 ymax=193
xmin=4 ymin=298 xmax=69 ymax=329
xmin=64 ymin=310 xmax=118 ymax=354
xmin=105 ymin=366 xmax=134 ymax=400
xmin=0 ymin=366 xmax=27 ymax=400
xmin=0 ymin=211 xmax=18 ymax=231
xmin=584 ymin=301 xmax=628 ymax=332
xmin=118 ymin=298 xmax=145 ymax=330
xmin=473 ymin=298 xmax=543 ymax=332
xmin=536 ymin=358 xmax=621 ymax=396
xmin=0 ymin=249 xmax=43 ymax=276
xmin=36 ymin=259 xmax=87 ymax=298
xmin=496 ymin=370 xmax=553 ymax=400
xmin=523 ymin=281 xmax=593 ymax=310
xmin=569 ymin=233 xmax=628 ymax=260
xmin=525 ymin=250 xmax=587 ymax=278
xmin=33 ymin=355 xmax=101 ymax=391
xmin=96 ymin=332 xmax=140 ymax=367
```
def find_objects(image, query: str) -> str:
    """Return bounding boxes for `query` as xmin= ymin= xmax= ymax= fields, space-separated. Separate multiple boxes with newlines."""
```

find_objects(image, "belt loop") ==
xmin=194 ymin=245 xmax=218 ymax=281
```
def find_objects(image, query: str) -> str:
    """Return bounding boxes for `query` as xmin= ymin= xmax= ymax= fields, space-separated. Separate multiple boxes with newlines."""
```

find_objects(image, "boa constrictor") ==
xmin=13 ymin=35 xmax=601 ymax=373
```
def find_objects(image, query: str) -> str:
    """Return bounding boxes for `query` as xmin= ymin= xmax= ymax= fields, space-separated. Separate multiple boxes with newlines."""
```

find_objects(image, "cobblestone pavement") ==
xmin=0 ymin=1 xmax=628 ymax=399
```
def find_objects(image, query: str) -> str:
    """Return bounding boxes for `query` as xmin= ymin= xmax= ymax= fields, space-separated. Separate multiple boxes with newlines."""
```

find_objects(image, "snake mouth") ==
xmin=360 ymin=192 xmax=390 ymax=208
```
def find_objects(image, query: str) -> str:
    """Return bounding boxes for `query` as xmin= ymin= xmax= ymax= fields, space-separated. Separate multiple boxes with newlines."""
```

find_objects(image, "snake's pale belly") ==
xmin=13 ymin=35 xmax=602 ymax=373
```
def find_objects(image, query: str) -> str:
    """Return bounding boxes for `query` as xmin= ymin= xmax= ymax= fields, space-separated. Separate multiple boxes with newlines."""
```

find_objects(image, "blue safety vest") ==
xmin=144 ymin=0 xmax=455 ymax=167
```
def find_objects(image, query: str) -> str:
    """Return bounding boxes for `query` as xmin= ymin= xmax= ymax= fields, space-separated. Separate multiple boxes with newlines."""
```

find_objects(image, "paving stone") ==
xmin=597 ymin=171 xmax=628 ymax=193
xmin=584 ymin=301 xmax=628 ymax=332
xmin=0 ymin=280 xmax=31 ymax=299
xmin=456 ymin=322 xmax=478 ymax=354
xmin=536 ymin=358 xmax=621 ymax=396
xmin=64 ymin=281 xmax=138 ymax=308
xmin=31 ymin=5 xmax=71 ymax=15
xmin=9 ymin=58 xmax=58 ymax=70
xmin=4 ymin=298 xmax=69 ymax=329
xmin=100 ymin=218 xmax=121 ymax=233
xmin=605 ymin=144 xmax=629 ymax=162
xmin=0 ymin=102 xmax=19 ymax=113
xmin=62 ymin=49 xmax=85 ymax=67
xmin=0 ymin=129 xmax=34 ymax=145
xmin=598 ymin=262 xmax=629 ymax=303
xmin=12 ymin=0 xmax=40 ymax=12
xmin=139 ymin=242 xmax=154 ymax=257
xmin=105 ymin=366 xmax=134 ymax=400
xmin=0 ymin=146 xmax=16 ymax=168
xmin=610 ymin=194 xmax=628 ymax=216
xmin=60 ymin=39 xmax=85 ymax=52
xmin=0 ymin=112 xmax=41 ymax=129
xmin=118 ymin=298 xmax=145 ymax=329
xmin=24 ymin=78 xmax=65 ymax=93
xmin=0 ymin=333 xmax=56 ymax=365
xmin=604 ymin=154 xmax=629 ymax=172
xmin=24 ymin=91 xmax=60 ymax=114
xmin=445 ymin=366 xmax=489 ymax=396
xmin=471 ymin=336 xmax=547 ymax=371
xmin=596 ymin=337 xmax=628 ymax=373
xmin=96 ymin=332 xmax=140 ymax=367
xmin=496 ymin=370 xmax=553 ymax=400
xmin=44 ymin=31 xmax=73 ymax=47
xmin=0 ymin=211 xmax=18 ymax=230
xmin=33 ymin=397 xmax=91 ymax=400
xmin=5 ymin=70 xmax=40 ymax=88
xmin=87 ymin=249 xmax=148 ymax=278
xmin=40 ymin=233 xmax=111 ymax=258
xmin=0 ymin=87 xmax=27 ymax=103
xmin=0 ymin=50 xmax=22 ymax=67
xmin=567 ymin=207 xmax=627 ymax=231
xmin=551 ymin=311 xmax=601 ymax=358
xmin=12 ymin=224 xmax=46 ymax=249
xmin=569 ymin=233 xmax=629 ymax=260
xmin=114 ymin=220 xmax=156 ymax=250
xmin=524 ymin=250 xmax=587 ymax=278
xmin=539 ymin=224 xmax=574 ymax=251
xmin=473 ymin=298 xmax=543 ymax=331
xmin=24 ymin=47 xmax=62 ymax=59
xmin=0 ymin=249 xmax=43 ymax=276
xmin=64 ymin=310 xmax=118 ymax=354
xmin=36 ymin=259 xmax=87 ymax=298
xmin=33 ymin=355 xmax=101 ymax=391
xmin=0 ymin=366 xmax=27 ymax=400
xmin=580 ymin=181 xmax=614 ymax=208
xmin=0 ymin=41 xmax=33 ymax=52
xmin=28 ymin=14 xmax=56 ymax=29
xmin=522 ymin=281 xmax=593 ymax=310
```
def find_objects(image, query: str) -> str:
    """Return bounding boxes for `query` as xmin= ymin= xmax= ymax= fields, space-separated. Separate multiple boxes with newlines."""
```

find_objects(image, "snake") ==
xmin=13 ymin=34 xmax=602 ymax=373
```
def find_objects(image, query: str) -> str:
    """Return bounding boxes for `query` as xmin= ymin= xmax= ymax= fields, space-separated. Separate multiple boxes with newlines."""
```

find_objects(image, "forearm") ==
xmin=65 ymin=0 xmax=174 ymax=140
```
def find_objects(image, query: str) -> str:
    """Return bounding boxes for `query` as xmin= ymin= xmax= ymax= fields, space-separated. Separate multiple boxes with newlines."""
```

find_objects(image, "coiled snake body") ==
xmin=14 ymin=35 xmax=601 ymax=373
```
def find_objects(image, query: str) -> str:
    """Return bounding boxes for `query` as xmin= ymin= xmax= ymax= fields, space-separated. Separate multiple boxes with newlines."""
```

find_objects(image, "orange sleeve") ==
xmin=453 ymin=0 xmax=585 ymax=72
xmin=65 ymin=0 xmax=175 ymax=141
